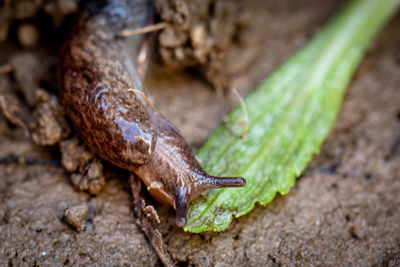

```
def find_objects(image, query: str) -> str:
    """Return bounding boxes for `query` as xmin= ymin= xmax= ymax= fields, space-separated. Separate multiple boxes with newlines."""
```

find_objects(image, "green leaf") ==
xmin=184 ymin=0 xmax=400 ymax=233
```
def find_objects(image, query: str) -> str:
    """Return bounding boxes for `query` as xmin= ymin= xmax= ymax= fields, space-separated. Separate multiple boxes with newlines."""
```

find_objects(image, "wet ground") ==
xmin=1 ymin=0 xmax=400 ymax=266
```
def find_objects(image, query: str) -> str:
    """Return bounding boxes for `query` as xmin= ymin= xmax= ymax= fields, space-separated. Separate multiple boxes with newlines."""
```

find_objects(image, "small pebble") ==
xmin=18 ymin=24 xmax=39 ymax=47
xmin=65 ymin=203 xmax=89 ymax=232
xmin=190 ymin=24 xmax=206 ymax=49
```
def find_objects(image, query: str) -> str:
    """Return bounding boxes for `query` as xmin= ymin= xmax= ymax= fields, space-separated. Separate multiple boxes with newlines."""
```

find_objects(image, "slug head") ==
xmin=134 ymin=113 xmax=246 ymax=227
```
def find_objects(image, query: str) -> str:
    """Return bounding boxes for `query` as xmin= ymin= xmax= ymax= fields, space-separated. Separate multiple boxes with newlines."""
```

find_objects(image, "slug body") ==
xmin=60 ymin=0 xmax=245 ymax=226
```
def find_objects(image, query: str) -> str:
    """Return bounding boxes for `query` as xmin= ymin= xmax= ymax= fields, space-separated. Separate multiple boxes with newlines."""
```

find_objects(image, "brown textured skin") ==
xmin=60 ymin=0 xmax=245 ymax=226
xmin=60 ymin=1 xmax=155 ymax=169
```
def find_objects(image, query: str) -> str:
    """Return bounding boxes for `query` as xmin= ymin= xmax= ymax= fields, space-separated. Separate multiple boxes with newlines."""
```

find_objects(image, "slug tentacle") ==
xmin=198 ymin=174 xmax=246 ymax=189
xmin=175 ymin=187 xmax=189 ymax=227
xmin=174 ymin=173 xmax=245 ymax=226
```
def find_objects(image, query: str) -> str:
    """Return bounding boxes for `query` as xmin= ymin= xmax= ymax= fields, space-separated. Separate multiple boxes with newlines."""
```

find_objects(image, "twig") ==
xmin=127 ymin=89 xmax=157 ymax=111
xmin=223 ymin=87 xmax=248 ymax=139
xmin=120 ymin=22 xmax=167 ymax=37
xmin=129 ymin=174 xmax=175 ymax=267
xmin=0 ymin=95 xmax=29 ymax=137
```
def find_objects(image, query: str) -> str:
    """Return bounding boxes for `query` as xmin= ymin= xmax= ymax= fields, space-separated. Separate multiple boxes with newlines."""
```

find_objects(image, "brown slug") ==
xmin=59 ymin=0 xmax=246 ymax=227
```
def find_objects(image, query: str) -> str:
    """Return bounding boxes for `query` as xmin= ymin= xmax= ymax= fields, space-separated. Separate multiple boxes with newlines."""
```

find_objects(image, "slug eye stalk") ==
xmin=175 ymin=175 xmax=246 ymax=227
xmin=175 ymin=188 xmax=189 ymax=227
xmin=201 ymin=175 xmax=246 ymax=189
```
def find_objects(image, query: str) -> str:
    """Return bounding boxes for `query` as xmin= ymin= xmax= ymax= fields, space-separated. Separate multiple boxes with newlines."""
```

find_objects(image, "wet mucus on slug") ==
xmin=59 ymin=0 xmax=246 ymax=226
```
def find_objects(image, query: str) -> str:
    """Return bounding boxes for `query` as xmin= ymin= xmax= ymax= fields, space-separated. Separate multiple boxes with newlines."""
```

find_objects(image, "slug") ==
xmin=59 ymin=0 xmax=246 ymax=227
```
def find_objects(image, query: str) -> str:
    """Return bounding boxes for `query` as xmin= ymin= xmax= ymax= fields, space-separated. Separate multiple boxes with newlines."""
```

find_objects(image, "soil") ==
xmin=1 ymin=0 xmax=400 ymax=266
